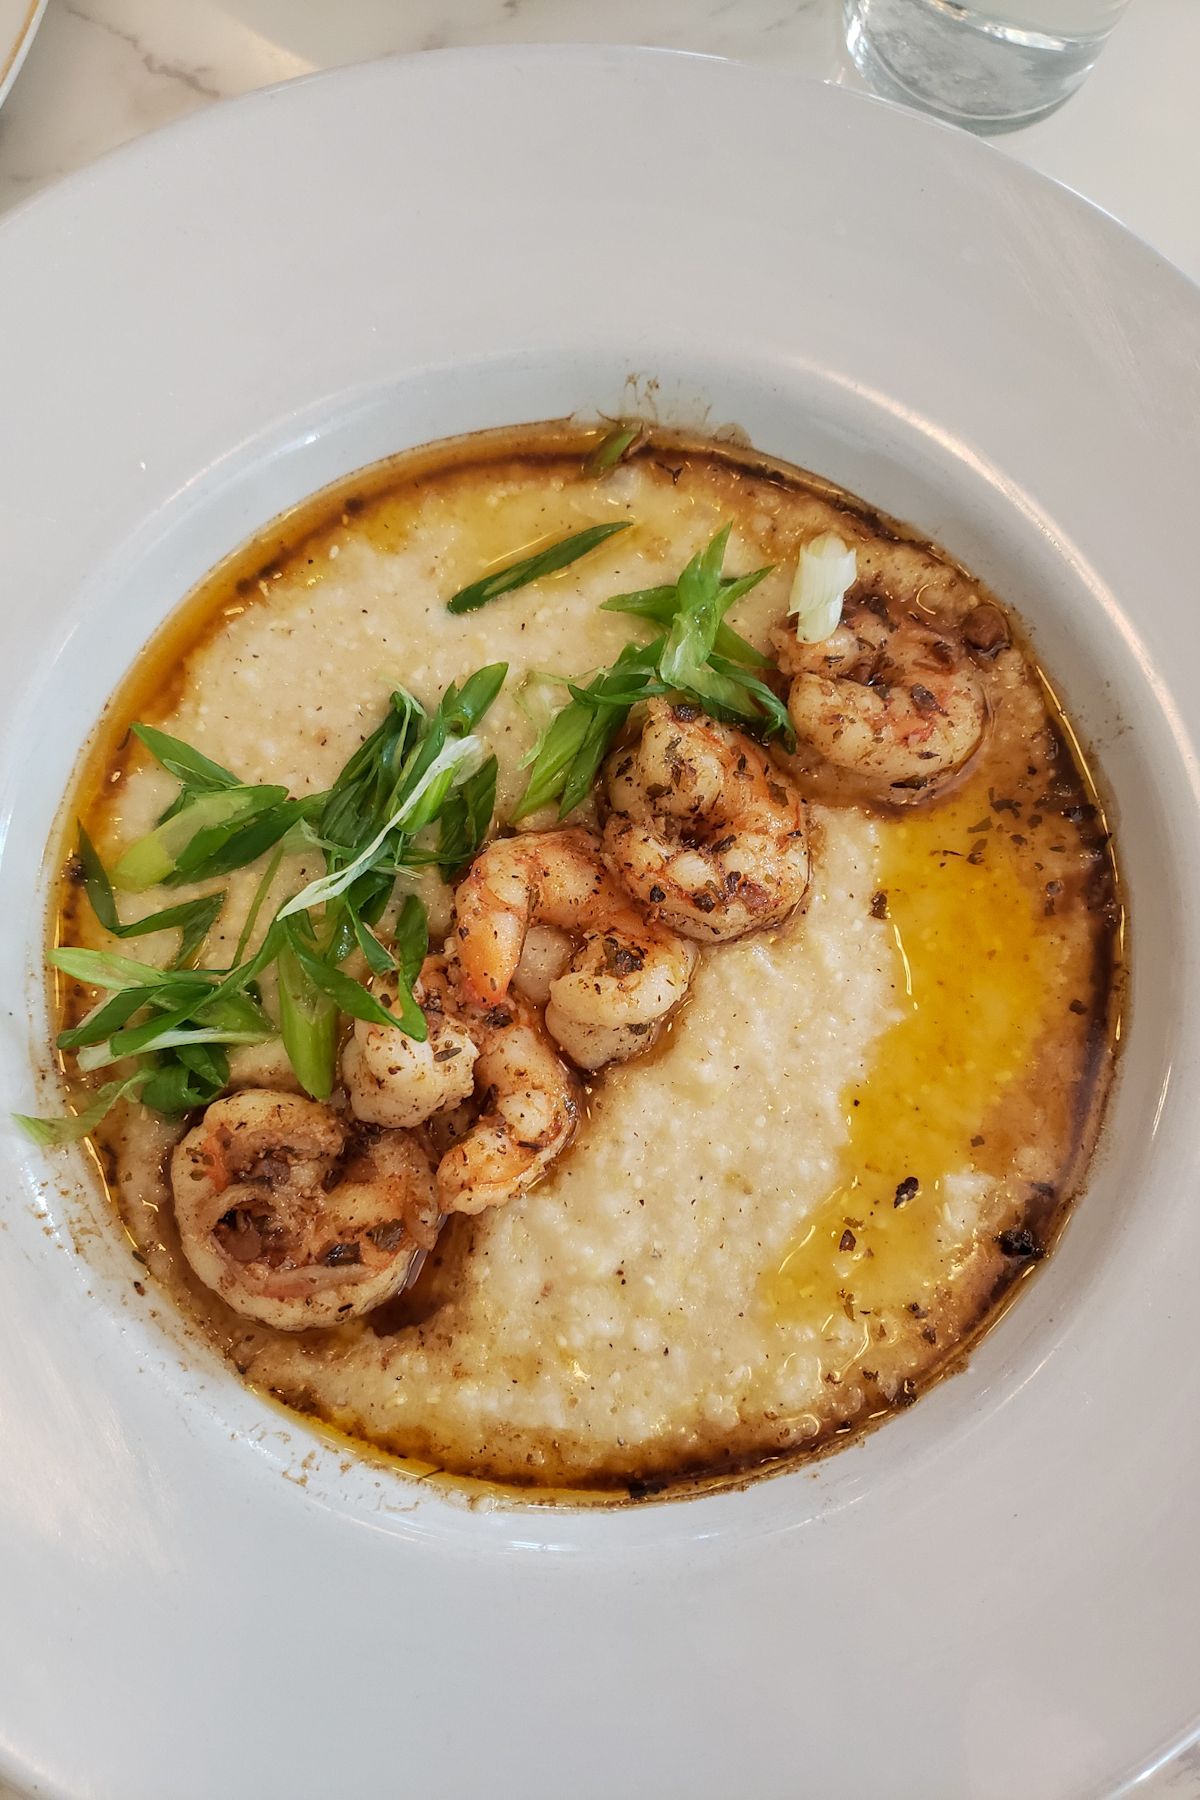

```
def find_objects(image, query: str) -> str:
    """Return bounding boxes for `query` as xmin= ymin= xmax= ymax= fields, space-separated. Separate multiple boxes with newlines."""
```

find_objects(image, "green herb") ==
xmin=165 ymin=795 xmax=311 ymax=886
xmin=111 ymin=722 xmax=321 ymax=891
xmin=317 ymin=689 xmax=421 ymax=856
xmin=584 ymin=423 xmax=642 ymax=476
xmin=76 ymin=988 xmax=273 ymax=1074
xmin=261 ymin=671 xmax=506 ymax=1085
xmin=232 ymin=841 xmax=286 ymax=964
xmin=446 ymin=522 xmax=631 ymax=615
xmin=513 ymin=644 xmax=662 ymax=821
xmin=110 ymin=784 xmax=307 ymax=892
xmin=513 ymin=526 xmax=792 ymax=819
xmin=50 ymin=944 xmax=197 ymax=990
xmin=393 ymin=895 xmax=428 ymax=990
xmin=131 ymin=724 xmax=239 ymax=793
xmin=40 ymin=658 xmax=502 ymax=1130
xmin=601 ymin=568 xmax=773 ymax=666
xmin=14 ymin=1071 xmax=150 ymax=1147
xmin=413 ymin=755 xmax=498 ymax=873
xmin=76 ymin=824 xmax=224 ymax=967
xmin=277 ymin=919 xmax=339 ymax=1101
xmin=289 ymin=934 xmax=424 ymax=1036
xmin=660 ymin=526 xmax=736 ymax=689
xmin=280 ymin=728 xmax=487 ymax=917
xmin=56 ymin=985 xmax=176 ymax=1052
xmin=140 ymin=1047 xmax=230 ymax=1115
xmin=350 ymin=912 xmax=396 ymax=979
xmin=708 ymin=654 xmax=794 ymax=741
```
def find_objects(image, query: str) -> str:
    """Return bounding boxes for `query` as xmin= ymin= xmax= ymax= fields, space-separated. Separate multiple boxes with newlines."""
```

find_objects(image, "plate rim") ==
xmin=0 ymin=0 xmax=45 ymax=113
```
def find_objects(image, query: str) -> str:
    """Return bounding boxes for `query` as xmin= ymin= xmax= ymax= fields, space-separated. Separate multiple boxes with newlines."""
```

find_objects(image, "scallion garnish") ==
xmin=584 ymin=424 xmax=643 ymax=476
xmin=601 ymin=568 xmax=773 ymax=666
xmin=446 ymin=521 xmax=631 ymax=615
xmin=76 ymin=824 xmax=223 ymax=966
xmin=276 ymin=916 xmax=340 ymax=1102
xmin=25 ymin=665 xmax=508 ymax=1134
xmin=513 ymin=525 xmax=791 ymax=819
xmin=512 ymin=643 xmax=663 ymax=821
xmin=14 ymin=1071 xmax=150 ymax=1147
xmin=788 ymin=531 xmax=857 ymax=643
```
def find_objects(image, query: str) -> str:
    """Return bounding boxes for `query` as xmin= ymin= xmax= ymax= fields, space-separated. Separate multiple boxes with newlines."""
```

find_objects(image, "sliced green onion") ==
xmin=514 ymin=671 xmax=572 ymax=753
xmin=289 ymin=942 xmax=424 ymax=1036
xmin=393 ymin=895 xmax=428 ymax=990
xmin=584 ymin=423 xmax=642 ymax=476
xmin=319 ymin=688 xmax=424 ymax=854
xmin=512 ymin=699 xmax=597 ymax=820
xmin=276 ymin=735 xmax=485 ymax=921
xmin=14 ymin=1071 xmax=150 ymax=1147
xmin=166 ymin=795 xmax=307 ymax=886
xmin=130 ymin=724 xmax=238 ymax=792
xmin=277 ymin=937 xmax=339 ymax=1100
xmin=659 ymin=525 xmax=732 ymax=693
xmin=351 ymin=912 xmax=397 ymax=979
xmin=76 ymin=824 xmax=224 ymax=966
xmin=424 ymin=755 xmax=498 ymax=870
xmin=446 ymin=521 xmax=631 ymax=615
xmin=232 ymin=841 xmax=287 ymax=965
xmin=49 ymin=945 xmax=200 ymax=990
xmin=57 ymin=987 xmax=153 ymax=1051
xmin=708 ymin=655 xmax=795 ymax=748
xmin=513 ymin=645 xmax=660 ymax=822
xmin=140 ymin=1049 xmax=230 ymax=1116
xmin=601 ymin=568 xmax=773 ymax=667
xmin=389 ymin=733 xmax=486 ymax=838
xmin=788 ymin=531 xmax=857 ymax=643
xmin=75 ymin=990 xmax=272 ymax=1074
xmin=111 ymin=786 xmax=284 ymax=891
xmin=438 ymin=663 xmax=508 ymax=735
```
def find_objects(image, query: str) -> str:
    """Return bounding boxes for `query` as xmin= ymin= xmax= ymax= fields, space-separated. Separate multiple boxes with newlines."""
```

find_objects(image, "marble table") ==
xmin=0 ymin=4 xmax=1196 ymax=1796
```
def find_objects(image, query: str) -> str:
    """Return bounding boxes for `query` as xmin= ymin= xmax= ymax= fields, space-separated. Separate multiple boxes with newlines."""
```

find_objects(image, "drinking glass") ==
xmin=843 ymin=0 xmax=1133 ymax=133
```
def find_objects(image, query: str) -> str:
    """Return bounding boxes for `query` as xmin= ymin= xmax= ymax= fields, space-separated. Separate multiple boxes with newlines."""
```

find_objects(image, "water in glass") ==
xmin=844 ymin=0 xmax=1132 ymax=132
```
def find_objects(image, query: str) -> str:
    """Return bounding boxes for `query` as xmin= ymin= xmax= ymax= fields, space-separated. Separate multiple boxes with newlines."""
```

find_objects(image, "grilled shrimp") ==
xmin=343 ymin=958 xmax=579 ymax=1211
xmin=773 ymin=594 xmax=987 ymax=800
xmin=602 ymin=699 xmax=810 ymax=943
xmin=171 ymin=1089 xmax=438 ymax=1330
xmin=343 ymin=956 xmax=478 ymax=1129
xmin=436 ymin=990 xmax=580 ymax=1214
xmin=453 ymin=828 xmax=697 ymax=1069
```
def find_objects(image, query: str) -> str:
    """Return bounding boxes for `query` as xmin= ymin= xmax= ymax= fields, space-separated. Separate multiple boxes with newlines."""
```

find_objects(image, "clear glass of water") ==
xmin=843 ymin=0 xmax=1133 ymax=133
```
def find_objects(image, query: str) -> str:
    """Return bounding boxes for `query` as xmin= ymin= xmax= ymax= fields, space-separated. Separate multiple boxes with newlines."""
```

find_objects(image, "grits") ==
xmin=55 ymin=427 xmax=1121 ymax=1494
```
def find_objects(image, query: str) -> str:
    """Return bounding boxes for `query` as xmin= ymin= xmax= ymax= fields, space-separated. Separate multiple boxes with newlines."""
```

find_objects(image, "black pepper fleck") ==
xmin=996 ymin=1226 xmax=1044 ymax=1260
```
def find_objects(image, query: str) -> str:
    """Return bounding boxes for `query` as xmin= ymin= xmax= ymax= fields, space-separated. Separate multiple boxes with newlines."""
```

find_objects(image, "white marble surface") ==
xmin=0 ymin=4 xmax=1197 ymax=1797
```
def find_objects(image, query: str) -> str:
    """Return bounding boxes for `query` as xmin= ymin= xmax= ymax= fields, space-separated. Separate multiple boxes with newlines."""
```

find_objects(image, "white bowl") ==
xmin=0 ymin=47 xmax=1197 ymax=1800
xmin=0 ymin=0 xmax=44 ymax=113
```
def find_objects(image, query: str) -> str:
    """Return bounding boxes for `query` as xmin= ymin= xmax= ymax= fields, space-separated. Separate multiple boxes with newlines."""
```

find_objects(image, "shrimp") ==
xmin=343 ymin=956 xmax=478 ymax=1129
xmin=453 ymin=828 xmax=697 ymax=1069
xmin=773 ymin=594 xmax=987 ymax=799
xmin=171 ymin=1090 xmax=439 ymax=1331
xmin=436 ymin=990 xmax=580 ymax=1214
xmin=601 ymin=699 xmax=810 ymax=943
xmin=342 ymin=959 xmax=579 ymax=1211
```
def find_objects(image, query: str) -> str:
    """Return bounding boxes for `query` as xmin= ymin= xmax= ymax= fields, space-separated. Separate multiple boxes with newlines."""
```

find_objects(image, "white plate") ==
xmin=0 ymin=0 xmax=43 ymax=111
xmin=1 ymin=47 xmax=1198 ymax=1800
